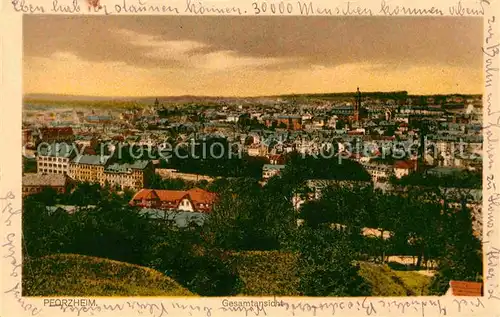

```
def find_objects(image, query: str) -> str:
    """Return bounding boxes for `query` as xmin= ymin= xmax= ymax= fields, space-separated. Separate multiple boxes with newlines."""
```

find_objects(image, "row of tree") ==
xmin=22 ymin=151 xmax=483 ymax=296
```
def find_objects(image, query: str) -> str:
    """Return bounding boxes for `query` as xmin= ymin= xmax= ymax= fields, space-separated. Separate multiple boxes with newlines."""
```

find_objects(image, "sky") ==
xmin=23 ymin=16 xmax=483 ymax=97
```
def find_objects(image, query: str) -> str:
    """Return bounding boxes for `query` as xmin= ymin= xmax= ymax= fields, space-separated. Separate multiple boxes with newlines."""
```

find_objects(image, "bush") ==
xmin=150 ymin=241 xmax=242 ymax=296
xmin=229 ymin=251 xmax=300 ymax=296
xmin=296 ymin=228 xmax=371 ymax=296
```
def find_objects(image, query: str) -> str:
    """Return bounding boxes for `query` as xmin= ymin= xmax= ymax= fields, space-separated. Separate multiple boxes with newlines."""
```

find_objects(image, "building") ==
xmin=247 ymin=144 xmax=268 ymax=157
xmin=37 ymin=142 xmax=76 ymax=175
xmin=68 ymin=153 xmax=153 ymax=191
xmin=39 ymin=127 xmax=74 ymax=143
xmin=156 ymin=168 xmax=214 ymax=182
xmin=268 ymin=154 xmax=285 ymax=165
xmin=74 ymin=135 xmax=98 ymax=149
xmin=67 ymin=155 xmax=110 ymax=186
xmin=22 ymin=173 xmax=68 ymax=197
xmin=445 ymin=281 xmax=483 ymax=296
xmin=264 ymin=115 xmax=303 ymax=130
xmin=104 ymin=160 xmax=153 ymax=191
xmin=129 ymin=188 xmax=217 ymax=213
xmin=22 ymin=129 xmax=34 ymax=146
xmin=262 ymin=164 xmax=286 ymax=180
xmin=138 ymin=209 xmax=208 ymax=227
xmin=330 ymin=105 xmax=355 ymax=117
xmin=354 ymin=87 xmax=361 ymax=122
xmin=361 ymin=163 xmax=393 ymax=183
xmin=85 ymin=115 xmax=112 ymax=124
xmin=393 ymin=160 xmax=417 ymax=179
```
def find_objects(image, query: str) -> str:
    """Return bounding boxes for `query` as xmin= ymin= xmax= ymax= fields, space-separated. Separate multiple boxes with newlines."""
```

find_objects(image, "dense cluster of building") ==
xmin=22 ymin=89 xmax=483 ymax=218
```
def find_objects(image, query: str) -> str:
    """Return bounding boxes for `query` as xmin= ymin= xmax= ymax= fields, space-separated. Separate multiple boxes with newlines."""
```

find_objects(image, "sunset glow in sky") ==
xmin=23 ymin=16 xmax=483 ymax=97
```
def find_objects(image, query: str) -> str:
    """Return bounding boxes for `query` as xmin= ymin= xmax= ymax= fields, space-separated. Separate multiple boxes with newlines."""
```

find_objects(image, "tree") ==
xmin=149 ymin=235 xmax=242 ymax=296
xmin=365 ymin=191 xmax=402 ymax=263
xmin=428 ymin=197 xmax=482 ymax=295
xmin=146 ymin=173 xmax=164 ymax=189
xmin=335 ymin=119 xmax=346 ymax=130
xmin=205 ymin=177 xmax=296 ymax=251
xmin=299 ymin=183 xmax=372 ymax=232
xmin=296 ymin=227 xmax=371 ymax=296
xmin=67 ymin=182 xmax=103 ymax=206
xmin=22 ymin=196 xmax=73 ymax=259
xmin=204 ymin=178 xmax=262 ymax=250
xmin=69 ymin=201 xmax=154 ymax=265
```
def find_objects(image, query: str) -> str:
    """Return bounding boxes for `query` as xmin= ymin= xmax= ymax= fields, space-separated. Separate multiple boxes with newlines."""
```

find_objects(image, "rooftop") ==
xmin=447 ymin=281 xmax=483 ymax=296
xmin=263 ymin=164 xmax=286 ymax=170
xmin=72 ymin=155 xmax=110 ymax=165
xmin=131 ymin=188 xmax=217 ymax=212
xmin=139 ymin=209 xmax=208 ymax=227
xmin=23 ymin=173 xmax=67 ymax=187
xmin=38 ymin=142 xmax=75 ymax=157
xmin=105 ymin=161 xmax=150 ymax=173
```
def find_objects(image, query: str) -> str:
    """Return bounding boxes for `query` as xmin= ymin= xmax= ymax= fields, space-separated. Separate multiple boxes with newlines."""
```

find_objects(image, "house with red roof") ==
xmin=129 ymin=187 xmax=217 ymax=213
xmin=445 ymin=280 xmax=483 ymax=296
xmin=393 ymin=160 xmax=417 ymax=179
xmin=267 ymin=154 xmax=285 ymax=165
xmin=39 ymin=127 xmax=74 ymax=143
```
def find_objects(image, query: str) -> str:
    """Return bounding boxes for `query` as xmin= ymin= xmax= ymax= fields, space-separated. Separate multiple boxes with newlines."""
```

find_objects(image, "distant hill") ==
xmin=22 ymin=254 xmax=195 ymax=296
xmin=23 ymin=92 xmax=482 ymax=107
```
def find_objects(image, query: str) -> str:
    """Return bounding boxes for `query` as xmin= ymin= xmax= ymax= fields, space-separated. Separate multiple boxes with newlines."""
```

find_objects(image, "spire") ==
xmin=354 ymin=87 xmax=361 ymax=123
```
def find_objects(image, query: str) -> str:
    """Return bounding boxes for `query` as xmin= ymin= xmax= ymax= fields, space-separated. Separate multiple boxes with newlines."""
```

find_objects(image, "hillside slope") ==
xmin=23 ymin=254 xmax=195 ymax=296
xmin=359 ymin=262 xmax=431 ymax=296
xmin=230 ymin=252 xmax=430 ymax=296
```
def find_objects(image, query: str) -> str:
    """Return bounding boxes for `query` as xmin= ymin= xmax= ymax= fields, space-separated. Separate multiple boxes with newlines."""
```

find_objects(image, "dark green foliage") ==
xmin=22 ymin=153 xmax=483 ymax=297
xmin=23 ymin=156 xmax=37 ymax=173
xmin=282 ymin=152 xmax=371 ymax=182
xmin=229 ymin=251 xmax=300 ymax=296
xmin=23 ymin=196 xmax=74 ymax=258
xmin=23 ymin=183 xmax=241 ymax=296
xmin=23 ymin=188 xmax=153 ymax=265
xmin=428 ymin=203 xmax=483 ymax=295
xmin=296 ymin=227 xmax=371 ymax=296
xmin=393 ymin=170 xmax=482 ymax=189
xmin=149 ymin=238 xmax=242 ymax=296
xmin=205 ymin=177 xmax=296 ymax=251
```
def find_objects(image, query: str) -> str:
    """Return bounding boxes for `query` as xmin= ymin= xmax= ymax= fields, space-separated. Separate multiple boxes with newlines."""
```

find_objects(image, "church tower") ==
xmin=354 ymin=87 xmax=361 ymax=122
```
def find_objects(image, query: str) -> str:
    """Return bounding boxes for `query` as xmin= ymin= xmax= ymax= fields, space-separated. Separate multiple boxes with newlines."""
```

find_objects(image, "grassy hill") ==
xmin=229 ymin=251 xmax=431 ymax=296
xmin=359 ymin=262 xmax=431 ymax=296
xmin=23 ymin=254 xmax=195 ymax=297
xmin=22 ymin=253 xmax=431 ymax=297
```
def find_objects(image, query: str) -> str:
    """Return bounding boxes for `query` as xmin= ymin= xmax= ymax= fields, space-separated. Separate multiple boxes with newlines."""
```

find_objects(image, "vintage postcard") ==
xmin=1 ymin=0 xmax=500 ymax=316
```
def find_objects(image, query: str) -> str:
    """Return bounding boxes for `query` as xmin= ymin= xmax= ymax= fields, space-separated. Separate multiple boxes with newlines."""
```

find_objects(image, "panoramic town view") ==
xmin=22 ymin=16 xmax=483 ymax=297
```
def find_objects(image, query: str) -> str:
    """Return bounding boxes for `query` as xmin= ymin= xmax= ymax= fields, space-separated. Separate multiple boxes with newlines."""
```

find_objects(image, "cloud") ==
xmin=196 ymin=50 xmax=295 ymax=70
xmin=114 ymin=29 xmax=207 ymax=61
xmin=23 ymin=20 xmax=482 ymax=97
xmin=50 ymin=52 xmax=81 ymax=62
xmin=113 ymin=28 xmax=295 ymax=71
